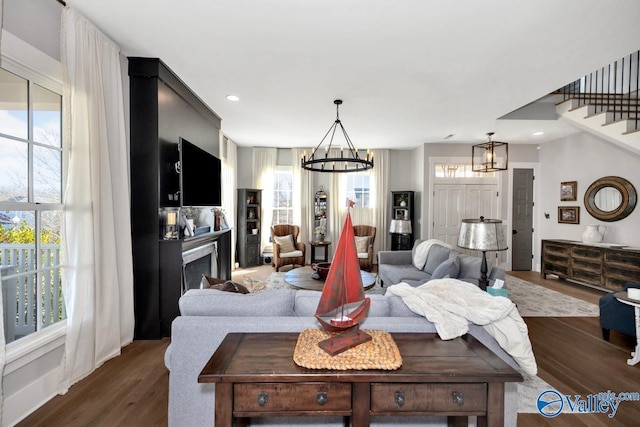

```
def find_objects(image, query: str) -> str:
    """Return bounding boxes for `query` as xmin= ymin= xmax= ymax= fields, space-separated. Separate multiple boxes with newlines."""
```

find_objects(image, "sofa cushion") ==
xmin=386 ymin=295 xmax=422 ymax=317
xmin=431 ymin=254 xmax=461 ymax=280
xmin=179 ymin=288 xmax=296 ymax=316
xmin=294 ymin=290 xmax=390 ymax=317
xmin=423 ymin=244 xmax=453 ymax=274
xmin=378 ymin=264 xmax=431 ymax=286
xmin=458 ymin=255 xmax=492 ymax=283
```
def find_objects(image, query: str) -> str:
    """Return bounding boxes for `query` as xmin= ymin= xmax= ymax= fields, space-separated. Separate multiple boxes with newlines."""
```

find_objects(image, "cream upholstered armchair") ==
xmin=271 ymin=224 xmax=306 ymax=271
xmin=353 ymin=225 xmax=376 ymax=271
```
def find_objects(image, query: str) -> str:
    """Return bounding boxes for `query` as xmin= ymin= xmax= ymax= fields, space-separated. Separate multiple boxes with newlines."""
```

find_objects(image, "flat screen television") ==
xmin=179 ymin=137 xmax=222 ymax=206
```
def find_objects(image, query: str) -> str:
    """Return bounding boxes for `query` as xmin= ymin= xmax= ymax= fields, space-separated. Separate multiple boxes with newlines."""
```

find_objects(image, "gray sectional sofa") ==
xmin=378 ymin=239 xmax=505 ymax=287
xmin=165 ymin=287 xmax=521 ymax=427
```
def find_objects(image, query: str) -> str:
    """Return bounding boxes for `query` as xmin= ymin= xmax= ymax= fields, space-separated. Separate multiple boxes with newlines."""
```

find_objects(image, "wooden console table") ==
xmin=541 ymin=239 xmax=640 ymax=291
xmin=198 ymin=332 xmax=522 ymax=427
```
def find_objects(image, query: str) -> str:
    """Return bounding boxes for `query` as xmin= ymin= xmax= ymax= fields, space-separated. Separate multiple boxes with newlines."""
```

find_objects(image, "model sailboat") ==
xmin=315 ymin=202 xmax=372 ymax=355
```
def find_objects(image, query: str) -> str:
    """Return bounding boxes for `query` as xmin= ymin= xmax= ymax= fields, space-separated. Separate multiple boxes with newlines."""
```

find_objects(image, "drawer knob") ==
xmin=452 ymin=391 xmax=465 ymax=406
xmin=316 ymin=392 xmax=328 ymax=405
xmin=394 ymin=391 xmax=405 ymax=407
xmin=257 ymin=392 xmax=269 ymax=406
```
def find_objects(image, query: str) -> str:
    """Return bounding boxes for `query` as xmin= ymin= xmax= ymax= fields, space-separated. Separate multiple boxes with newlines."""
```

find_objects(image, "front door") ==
xmin=433 ymin=183 xmax=498 ymax=252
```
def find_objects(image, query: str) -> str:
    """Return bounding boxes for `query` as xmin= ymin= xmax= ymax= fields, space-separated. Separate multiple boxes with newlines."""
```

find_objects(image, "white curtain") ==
xmin=372 ymin=150 xmax=390 ymax=251
xmin=0 ymin=1 xmax=6 ymax=419
xmin=253 ymin=148 xmax=277 ymax=251
xmin=328 ymin=149 xmax=390 ymax=257
xmin=59 ymin=7 xmax=134 ymax=392
xmin=291 ymin=148 xmax=313 ymax=262
xmin=220 ymin=134 xmax=237 ymax=269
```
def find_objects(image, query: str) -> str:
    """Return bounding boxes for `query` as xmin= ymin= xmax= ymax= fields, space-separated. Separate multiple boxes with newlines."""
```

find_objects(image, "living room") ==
xmin=2 ymin=1 xmax=640 ymax=426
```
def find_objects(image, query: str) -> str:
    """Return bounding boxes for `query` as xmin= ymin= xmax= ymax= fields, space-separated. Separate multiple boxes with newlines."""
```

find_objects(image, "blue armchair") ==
xmin=599 ymin=282 xmax=640 ymax=340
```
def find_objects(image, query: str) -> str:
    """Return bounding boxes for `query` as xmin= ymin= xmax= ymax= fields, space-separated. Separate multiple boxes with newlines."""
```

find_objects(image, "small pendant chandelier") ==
xmin=472 ymin=132 xmax=509 ymax=172
xmin=301 ymin=100 xmax=374 ymax=173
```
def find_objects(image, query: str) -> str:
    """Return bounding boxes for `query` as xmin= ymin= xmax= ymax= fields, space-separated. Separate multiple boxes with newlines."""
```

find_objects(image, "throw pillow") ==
xmin=274 ymin=234 xmax=296 ymax=253
xmin=354 ymin=236 xmax=370 ymax=253
xmin=209 ymin=280 xmax=250 ymax=294
xmin=430 ymin=254 xmax=461 ymax=280
xmin=201 ymin=274 xmax=226 ymax=289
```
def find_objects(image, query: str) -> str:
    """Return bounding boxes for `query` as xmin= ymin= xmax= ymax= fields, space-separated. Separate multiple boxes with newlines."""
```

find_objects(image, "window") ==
xmin=434 ymin=163 xmax=496 ymax=178
xmin=345 ymin=173 xmax=371 ymax=208
xmin=0 ymin=66 xmax=66 ymax=344
xmin=271 ymin=169 xmax=293 ymax=225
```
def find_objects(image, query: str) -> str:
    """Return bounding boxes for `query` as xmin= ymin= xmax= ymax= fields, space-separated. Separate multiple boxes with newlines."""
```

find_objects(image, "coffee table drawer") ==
xmin=371 ymin=383 xmax=487 ymax=412
xmin=234 ymin=382 xmax=351 ymax=412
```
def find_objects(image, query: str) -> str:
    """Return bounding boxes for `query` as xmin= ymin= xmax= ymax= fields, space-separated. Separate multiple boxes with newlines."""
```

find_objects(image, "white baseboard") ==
xmin=3 ymin=367 xmax=60 ymax=427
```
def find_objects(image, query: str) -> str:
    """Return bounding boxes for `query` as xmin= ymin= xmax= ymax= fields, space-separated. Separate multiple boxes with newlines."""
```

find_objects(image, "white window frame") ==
xmin=271 ymin=166 xmax=294 ymax=226
xmin=1 ymin=32 xmax=68 ymax=367
xmin=344 ymin=172 xmax=372 ymax=208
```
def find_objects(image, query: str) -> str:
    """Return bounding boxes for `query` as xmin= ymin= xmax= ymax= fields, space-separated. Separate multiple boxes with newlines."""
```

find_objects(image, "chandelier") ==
xmin=471 ymin=132 xmax=509 ymax=173
xmin=301 ymin=100 xmax=374 ymax=173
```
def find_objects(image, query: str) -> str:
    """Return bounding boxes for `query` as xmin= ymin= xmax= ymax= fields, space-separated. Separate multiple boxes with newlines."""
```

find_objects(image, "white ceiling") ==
xmin=66 ymin=0 xmax=640 ymax=149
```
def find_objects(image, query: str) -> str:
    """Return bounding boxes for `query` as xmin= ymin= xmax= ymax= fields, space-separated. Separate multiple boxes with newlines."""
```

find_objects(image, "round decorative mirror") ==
xmin=584 ymin=176 xmax=637 ymax=221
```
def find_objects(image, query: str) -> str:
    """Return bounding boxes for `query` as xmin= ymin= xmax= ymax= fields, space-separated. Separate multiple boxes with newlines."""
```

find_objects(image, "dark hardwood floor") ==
xmin=16 ymin=271 xmax=639 ymax=426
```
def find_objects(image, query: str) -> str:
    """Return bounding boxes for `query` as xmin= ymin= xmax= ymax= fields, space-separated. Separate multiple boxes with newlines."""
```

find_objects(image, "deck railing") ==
xmin=0 ymin=244 xmax=65 ymax=343
xmin=558 ymin=50 xmax=639 ymax=132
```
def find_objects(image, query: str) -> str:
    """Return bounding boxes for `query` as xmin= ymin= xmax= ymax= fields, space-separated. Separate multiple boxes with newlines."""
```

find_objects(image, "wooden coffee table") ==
xmin=284 ymin=266 xmax=376 ymax=291
xmin=199 ymin=332 xmax=522 ymax=427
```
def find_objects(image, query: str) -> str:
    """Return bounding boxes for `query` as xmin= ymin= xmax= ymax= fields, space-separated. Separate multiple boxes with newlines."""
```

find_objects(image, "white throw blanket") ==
xmin=386 ymin=279 xmax=538 ymax=375
xmin=412 ymin=239 xmax=451 ymax=270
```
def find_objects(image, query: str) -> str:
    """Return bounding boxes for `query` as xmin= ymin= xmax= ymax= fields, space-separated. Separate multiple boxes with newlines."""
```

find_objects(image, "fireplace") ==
xmin=182 ymin=242 xmax=218 ymax=293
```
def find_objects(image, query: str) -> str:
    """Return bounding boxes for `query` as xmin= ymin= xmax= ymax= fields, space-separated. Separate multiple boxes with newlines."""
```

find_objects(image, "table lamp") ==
xmin=457 ymin=216 xmax=508 ymax=290
xmin=389 ymin=219 xmax=412 ymax=235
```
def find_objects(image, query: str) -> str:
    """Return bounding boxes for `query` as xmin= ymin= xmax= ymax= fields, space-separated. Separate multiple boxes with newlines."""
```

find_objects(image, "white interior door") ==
xmin=432 ymin=185 xmax=465 ymax=246
xmin=433 ymin=184 xmax=498 ymax=253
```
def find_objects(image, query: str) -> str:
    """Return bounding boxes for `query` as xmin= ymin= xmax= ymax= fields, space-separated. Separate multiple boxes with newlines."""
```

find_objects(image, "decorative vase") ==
xmin=400 ymin=200 xmax=407 ymax=207
xmin=582 ymin=224 xmax=606 ymax=244
xmin=315 ymin=233 xmax=325 ymax=242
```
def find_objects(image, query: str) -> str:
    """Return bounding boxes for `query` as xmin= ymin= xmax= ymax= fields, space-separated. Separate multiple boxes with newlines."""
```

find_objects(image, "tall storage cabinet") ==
xmin=390 ymin=191 xmax=415 ymax=250
xmin=129 ymin=58 xmax=231 ymax=339
xmin=237 ymin=189 xmax=262 ymax=267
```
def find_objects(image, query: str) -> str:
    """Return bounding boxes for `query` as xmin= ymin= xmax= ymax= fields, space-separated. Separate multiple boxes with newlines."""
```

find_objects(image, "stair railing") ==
xmin=559 ymin=50 xmax=639 ymax=132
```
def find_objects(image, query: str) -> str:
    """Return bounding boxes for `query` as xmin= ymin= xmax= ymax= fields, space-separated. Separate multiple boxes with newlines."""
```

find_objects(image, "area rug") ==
xmin=506 ymin=275 xmax=599 ymax=317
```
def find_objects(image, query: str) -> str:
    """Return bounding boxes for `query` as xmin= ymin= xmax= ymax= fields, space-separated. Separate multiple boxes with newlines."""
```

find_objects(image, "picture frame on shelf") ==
xmin=558 ymin=206 xmax=580 ymax=224
xmin=560 ymin=181 xmax=577 ymax=201
xmin=395 ymin=208 xmax=408 ymax=220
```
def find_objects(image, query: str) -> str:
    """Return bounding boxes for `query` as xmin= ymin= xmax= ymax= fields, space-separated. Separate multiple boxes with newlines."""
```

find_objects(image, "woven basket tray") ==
xmin=293 ymin=328 xmax=402 ymax=370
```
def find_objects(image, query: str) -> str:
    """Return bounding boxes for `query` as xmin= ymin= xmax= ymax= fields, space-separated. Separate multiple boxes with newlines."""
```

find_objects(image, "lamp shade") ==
xmin=389 ymin=219 xmax=412 ymax=234
xmin=457 ymin=217 xmax=508 ymax=251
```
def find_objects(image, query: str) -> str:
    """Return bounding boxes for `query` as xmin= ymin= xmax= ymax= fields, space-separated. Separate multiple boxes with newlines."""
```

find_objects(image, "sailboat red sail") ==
xmin=315 ymin=204 xmax=371 ymax=354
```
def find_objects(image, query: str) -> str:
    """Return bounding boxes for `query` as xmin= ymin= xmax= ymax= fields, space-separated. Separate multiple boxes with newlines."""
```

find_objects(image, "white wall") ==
xmin=536 ymin=132 xmax=640 ymax=268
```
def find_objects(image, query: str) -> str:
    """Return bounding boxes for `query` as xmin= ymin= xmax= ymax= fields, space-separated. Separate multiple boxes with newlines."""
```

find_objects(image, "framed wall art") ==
xmin=558 ymin=206 xmax=580 ymax=224
xmin=560 ymin=181 xmax=577 ymax=201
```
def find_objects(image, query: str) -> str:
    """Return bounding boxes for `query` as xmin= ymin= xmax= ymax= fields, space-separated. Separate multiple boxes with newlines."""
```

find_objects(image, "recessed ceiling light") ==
xmin=226 ymin=95 xmax=240 ymax=101
xmin=533 ymin=131 xmax=544 ymax=136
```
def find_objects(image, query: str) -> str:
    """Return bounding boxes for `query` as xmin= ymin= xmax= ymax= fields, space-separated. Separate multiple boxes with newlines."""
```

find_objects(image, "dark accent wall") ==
xmin=128 ymin=58 xmax=224 ymax=339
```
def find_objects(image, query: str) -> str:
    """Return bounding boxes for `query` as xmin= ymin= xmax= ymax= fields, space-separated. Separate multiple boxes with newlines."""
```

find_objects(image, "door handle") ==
xmin=512 ymin=229 xmax=518 ymax=235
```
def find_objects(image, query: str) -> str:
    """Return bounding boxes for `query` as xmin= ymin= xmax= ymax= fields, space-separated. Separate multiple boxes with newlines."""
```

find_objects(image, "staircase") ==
xmin=555 ymin=50 xmax=640 ymax=154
